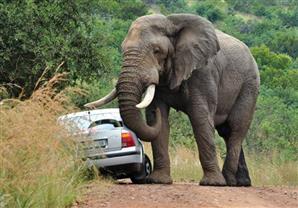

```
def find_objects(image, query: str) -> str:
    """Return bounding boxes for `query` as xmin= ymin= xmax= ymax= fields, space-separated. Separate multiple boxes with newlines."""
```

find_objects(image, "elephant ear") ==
xmin=167 ymin=14 xmax=220 ymax=90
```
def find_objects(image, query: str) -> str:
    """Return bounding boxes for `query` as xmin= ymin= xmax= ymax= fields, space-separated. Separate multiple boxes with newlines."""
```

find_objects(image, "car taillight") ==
xmin=121 ymin=132 xmax=135 ymax=148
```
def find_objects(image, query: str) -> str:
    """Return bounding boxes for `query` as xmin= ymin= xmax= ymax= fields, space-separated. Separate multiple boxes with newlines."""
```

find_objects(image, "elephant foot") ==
xmin=236 ymin=176 xmax=251 ymax=187
xmin=236 ymin=166 xmax=251 ymax=186
xmin=200 ymin=171 xmax=226 ymax=186
xmin=223 ymin=170 xmax=237 ymax=186
xmin=146 ymin=169 xmax=173 ymax=184
xmin=223 ymin=169 xmax=251 ymax=186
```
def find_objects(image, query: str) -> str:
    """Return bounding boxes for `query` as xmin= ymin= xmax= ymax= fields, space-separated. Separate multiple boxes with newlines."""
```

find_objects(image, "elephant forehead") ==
xmin=123 ymin=29 xmax=156 ymax=50
xmin=128 ymin=27 xmax=141 ymax=41
xmin=122 ymin=27 xmax=142 ymax=48
xmin=133 ymin=15 xmax=171 ymax=34
xmin=134 ymin=14 xmax=166 ymax=26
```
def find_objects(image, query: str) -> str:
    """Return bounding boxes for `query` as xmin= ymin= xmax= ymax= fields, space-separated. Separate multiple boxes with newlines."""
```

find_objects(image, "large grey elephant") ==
xmin=85 ymin=14 xmax=260 ymax=186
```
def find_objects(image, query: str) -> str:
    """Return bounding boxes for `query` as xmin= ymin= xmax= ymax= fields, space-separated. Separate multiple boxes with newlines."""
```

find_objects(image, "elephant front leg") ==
xmin=145 ymin=101 xmax=172 ymax=184
xmin=189 ymin=109 xmax=226 ymax=186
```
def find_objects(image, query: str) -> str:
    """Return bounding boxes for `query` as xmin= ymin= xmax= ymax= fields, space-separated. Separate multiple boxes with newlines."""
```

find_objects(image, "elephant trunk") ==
xmin=116 ymin=68 xmax=161 ymax=141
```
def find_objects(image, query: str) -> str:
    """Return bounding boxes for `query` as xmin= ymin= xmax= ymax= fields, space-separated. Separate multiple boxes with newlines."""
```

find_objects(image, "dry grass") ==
xmin=247 ymin=152 xmax=298 ymax=186
xmin=170 ymin=147 xmax=202 ymax=182
xmin=143 ymin=143 xmax=298 ymax=186
xmin=144 ymin=144 xmax=204 ymax=182
xmin=0 ymin=74 xmax=86 ymax=208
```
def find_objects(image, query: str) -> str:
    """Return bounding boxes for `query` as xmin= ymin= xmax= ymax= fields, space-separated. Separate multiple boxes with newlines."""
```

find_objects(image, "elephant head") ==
xmin=84 ymin=14 xmax=219 ymax=141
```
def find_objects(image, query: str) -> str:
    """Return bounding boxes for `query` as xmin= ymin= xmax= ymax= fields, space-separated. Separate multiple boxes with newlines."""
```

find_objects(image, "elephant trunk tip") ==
xmin=139 ymin=107 xmax=162 ymax=142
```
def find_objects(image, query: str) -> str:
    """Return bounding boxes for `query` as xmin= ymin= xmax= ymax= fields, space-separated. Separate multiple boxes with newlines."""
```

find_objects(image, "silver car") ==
xmin=58 ymin=108 xmax=151 ymax=183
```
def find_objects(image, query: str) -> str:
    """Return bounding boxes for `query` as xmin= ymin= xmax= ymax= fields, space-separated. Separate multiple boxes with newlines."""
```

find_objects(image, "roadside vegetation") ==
xmin=0 ymin=74 xmax=86 ymax=207
xmin=144 ymin=142 xmax=298 ymax=186
xmin=0 ymin=0 xmax=297 ymax=207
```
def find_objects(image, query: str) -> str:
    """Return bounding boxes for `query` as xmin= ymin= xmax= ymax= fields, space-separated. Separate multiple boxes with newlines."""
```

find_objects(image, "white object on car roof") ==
xmin=59 ymin=108 xmax=121 ymax=122
xmin=58 ymin=108 xmax=122 ymax=130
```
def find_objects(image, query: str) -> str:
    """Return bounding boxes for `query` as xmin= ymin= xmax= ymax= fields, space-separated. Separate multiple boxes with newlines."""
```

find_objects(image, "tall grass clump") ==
xmin=0 ymin=74 xmax=85 ymax=208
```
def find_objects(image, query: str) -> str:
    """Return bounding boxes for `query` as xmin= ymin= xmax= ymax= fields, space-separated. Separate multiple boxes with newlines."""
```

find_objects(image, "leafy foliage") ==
xmin=0 ymin=0 xmax=146 ymax=98
xmin=246 ymin=87 xmax=298 ymax=161
xmin=155 ymin=0 xmax=189 ymax=13
xmin=193 ymin=1 xmax=226 ymax=22
xmin=251 ymin=45 xmax=292 ymax=70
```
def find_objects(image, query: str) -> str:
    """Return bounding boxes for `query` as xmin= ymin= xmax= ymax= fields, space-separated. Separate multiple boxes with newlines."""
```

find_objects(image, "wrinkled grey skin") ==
xmin=116 ymin=14 xmax=260 ymax=186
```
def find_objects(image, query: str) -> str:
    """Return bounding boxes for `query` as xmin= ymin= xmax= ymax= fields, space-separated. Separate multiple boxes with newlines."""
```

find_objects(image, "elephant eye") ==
xmin=153 ymin=47 xmax=160 ymax=54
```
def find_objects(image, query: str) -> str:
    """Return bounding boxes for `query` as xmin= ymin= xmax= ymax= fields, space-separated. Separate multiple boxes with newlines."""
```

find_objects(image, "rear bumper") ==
xmin=86 ymin=153 xmax=143 ymax=168
xmin=86 ymin=153 xmax=144 ymax=178
xmin=83 ymin=146 xmax=144 ymax=178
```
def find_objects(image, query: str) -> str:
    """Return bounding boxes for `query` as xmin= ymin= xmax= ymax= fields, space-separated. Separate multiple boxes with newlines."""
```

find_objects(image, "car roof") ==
xmin=58 ymin=108 xmax=122 ymax=122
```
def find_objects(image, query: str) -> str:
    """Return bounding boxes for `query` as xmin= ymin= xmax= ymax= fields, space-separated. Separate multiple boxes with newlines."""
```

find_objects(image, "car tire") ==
xmin=130 ymin=155 xmax=152 ymax=184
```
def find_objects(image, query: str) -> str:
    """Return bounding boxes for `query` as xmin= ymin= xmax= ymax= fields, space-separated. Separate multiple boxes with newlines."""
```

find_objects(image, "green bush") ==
xmin=251 ymin=45 xmax=292 ymax=70
xmin=265 ymin=28 xmax=298 ymax=58
xmin=276 ymin=5 xmax=298 ymax=27
xmin=261 ymin=67 xmax=298 ymax=90
xmin=169 ymin=110 xmax=194 ymax=149
xmin=193 ymin=1 xmax=226 ymax=22
xmin=66 ymin=76 xmax=118 ymax=109
xmin=155 ymin=0 xmax=190 ymax=13
xmin=246 ymin=87 xmax=298 ymax=161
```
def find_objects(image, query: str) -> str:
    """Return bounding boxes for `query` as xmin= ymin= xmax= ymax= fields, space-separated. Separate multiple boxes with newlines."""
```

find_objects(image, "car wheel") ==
xmin=130 ymin=155 xmax=152 ymax=184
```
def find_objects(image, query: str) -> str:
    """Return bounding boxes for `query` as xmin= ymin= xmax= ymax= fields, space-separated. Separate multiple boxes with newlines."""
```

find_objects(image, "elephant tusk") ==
xmin=84 ymin=88 xmax=117 ymax=109
xmin=136 ymin=84 xmax=156 ymax=109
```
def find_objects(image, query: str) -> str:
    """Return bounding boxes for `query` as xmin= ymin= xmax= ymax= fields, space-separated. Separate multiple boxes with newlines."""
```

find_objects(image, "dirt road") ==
xmin=74 ymin=181 xmax=298 ymax=208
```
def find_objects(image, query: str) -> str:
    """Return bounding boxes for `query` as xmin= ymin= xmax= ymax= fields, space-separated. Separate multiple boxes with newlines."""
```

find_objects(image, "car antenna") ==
xmin=88 ymin=111 xmax=91 ymax=122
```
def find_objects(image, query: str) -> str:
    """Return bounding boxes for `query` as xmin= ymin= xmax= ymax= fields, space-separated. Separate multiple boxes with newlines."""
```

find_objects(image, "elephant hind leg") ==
xmin=221 ymin=80 xmax=258 ymax=186
xmin=236 ymin=148 xmax=251 ymax=186
xmin=216 ymin=123 xmax=251 ymax=186
xmin=223 ymin=143 xmax=252 ymax=186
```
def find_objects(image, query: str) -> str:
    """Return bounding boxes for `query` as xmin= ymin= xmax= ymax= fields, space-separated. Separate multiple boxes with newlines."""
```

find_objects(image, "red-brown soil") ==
xmin=73 ymin=181 xmax=298 ymax=208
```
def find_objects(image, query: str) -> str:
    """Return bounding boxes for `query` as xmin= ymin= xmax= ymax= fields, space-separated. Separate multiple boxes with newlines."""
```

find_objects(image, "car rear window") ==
xmin=88 ymin=119 xmax=123 ymax=129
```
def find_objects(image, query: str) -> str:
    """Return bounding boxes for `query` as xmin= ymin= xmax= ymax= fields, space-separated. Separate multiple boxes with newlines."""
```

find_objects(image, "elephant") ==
xmin=85 ymin=14 xmax=260 ymax=186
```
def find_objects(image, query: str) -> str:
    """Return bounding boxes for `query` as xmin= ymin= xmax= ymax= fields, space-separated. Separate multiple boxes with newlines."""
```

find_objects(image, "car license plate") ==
xmin=94 ymin=139 xmax=107 ymax=148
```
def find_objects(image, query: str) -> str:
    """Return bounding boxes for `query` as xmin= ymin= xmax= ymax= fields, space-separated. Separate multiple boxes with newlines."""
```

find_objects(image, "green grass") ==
xmin=235 ymin=11 xmax=263 ymax=22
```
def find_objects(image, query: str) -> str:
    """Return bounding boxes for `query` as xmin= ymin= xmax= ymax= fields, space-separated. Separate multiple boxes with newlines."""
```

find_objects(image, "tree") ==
xmin=155 ymin=0 xmax=189 ymax=13
xmin=194 ymin=1 xmax=226 ymax=22
xmin=0 ymin=1 xmax=108 ymax=98
xmin=265 ymin=29 xmax=298 ymax=58
xmin=0 ymin=0 xmax=148 ymax=98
